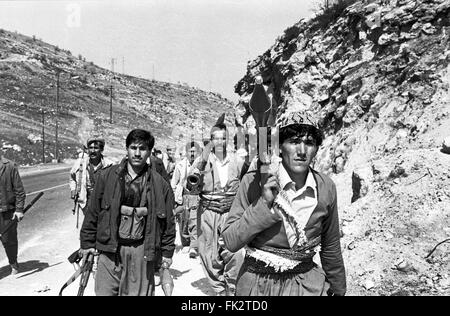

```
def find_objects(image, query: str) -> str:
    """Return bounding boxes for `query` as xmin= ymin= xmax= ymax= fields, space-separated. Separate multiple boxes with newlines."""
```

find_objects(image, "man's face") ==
xmin=167 ymin=148 xmax=174 ymax=159
xmin=127 ymin=142 xmax=151 ymax=169
xmin=211 ymin=130 xmax=227 ymax=156
xmin=280 ymin=134 xmax=318 ymax=175
xmin=88 ymin=142 xmax=102 ymax=161
xmin=188 ymin=146 xmax=199 ymax=164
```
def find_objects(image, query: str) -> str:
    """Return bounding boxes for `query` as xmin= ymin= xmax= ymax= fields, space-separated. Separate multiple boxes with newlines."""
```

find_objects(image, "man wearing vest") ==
xmin=188 ymin=115 xmax=245 ymax=296
xmin=0 ymin=155 xmax=26 ymax=275
xmin=80 ymin=129 xmax=175 ymax=296
xmin=70 ymin=137 xmax=113 ymax=215
xmin=222 ymin=111 xmax=347 ymax=296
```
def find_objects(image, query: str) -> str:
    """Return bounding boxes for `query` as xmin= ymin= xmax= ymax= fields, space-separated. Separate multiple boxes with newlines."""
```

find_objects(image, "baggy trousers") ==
xmin=185 ymin=194 xmax=199 ymax=251
xmin=95 ymin=242 xmax=155 ymax=296
xmin=0 ymin=210 xmax=18 ymax=265
xmin=198 ymin=207 xmax=244 ymax=296
xmin=178 ymin=195 xmax=199 ymax=250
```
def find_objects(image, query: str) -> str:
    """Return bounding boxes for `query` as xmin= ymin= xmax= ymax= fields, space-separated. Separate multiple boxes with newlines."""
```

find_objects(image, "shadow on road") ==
xmin=169 ymin=268 xmax=191 ymax=280
xmin=191 ymin=277 xmax=215 ymax=296
xmin=0 ymin=260 xmax=63 ymax=280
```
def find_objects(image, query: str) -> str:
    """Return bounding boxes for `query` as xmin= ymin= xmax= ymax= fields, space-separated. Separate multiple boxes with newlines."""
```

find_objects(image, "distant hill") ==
xmin=0 ymin=28 xmax=234 ymax=165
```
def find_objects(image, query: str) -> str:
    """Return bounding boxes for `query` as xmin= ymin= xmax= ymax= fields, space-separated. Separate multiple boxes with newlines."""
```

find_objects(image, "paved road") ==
xmin=0 ymin=166 xmax=214 ymax=296
xmin=0 ymin=167 xmax=73 ymax=264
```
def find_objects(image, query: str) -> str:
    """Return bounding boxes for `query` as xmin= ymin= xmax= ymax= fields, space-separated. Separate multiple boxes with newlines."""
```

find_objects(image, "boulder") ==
xmin=442 ymin=137 xmax=450 ymax=154
xmin=421 ymin=23 xmax=437 ymax=35
xmin=334 ymin=156 xmax=346 ymax=174
xmin=351 ymin=165 xmax=373 ymax=203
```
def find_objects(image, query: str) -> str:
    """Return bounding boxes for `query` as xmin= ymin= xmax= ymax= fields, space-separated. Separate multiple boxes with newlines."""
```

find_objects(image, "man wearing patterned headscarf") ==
xmin=222 ymin=110 xmax=346 ymax=296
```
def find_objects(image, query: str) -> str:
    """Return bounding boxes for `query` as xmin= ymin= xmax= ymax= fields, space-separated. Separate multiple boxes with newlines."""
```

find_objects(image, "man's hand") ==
xmin=12 ymin=212 xmax=24 ymax=222
xmin=70 ymin=190 xmax=77 ymax=200
xmin=173 ymin=204 xmax=185 ymax=216
xmin=201 ymin=141 xmax=213 ymax=163
xmin=161 ymin=257 xmax=172 ymax=269
xmin=79 ymin=248 xmax=98 ymax=262
xmin=261 ymin=174 xmax=280 ymax=209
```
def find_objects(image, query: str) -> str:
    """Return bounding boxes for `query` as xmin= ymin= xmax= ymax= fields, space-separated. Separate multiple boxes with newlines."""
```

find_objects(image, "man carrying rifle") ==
xmin=188 ymin=115 xmax=245 ymax=296
xmin=70 ymin=137 xmax=112 ymax=218
xmin=0 ymin=154 xmax=26 ymax=275
xmin=80 ymin=129 xmax=175 ymax=296
xmin=171 ymin=140 xmax=201 ymax=258
xmin=222 ymin=110 xmax=347 ymax=296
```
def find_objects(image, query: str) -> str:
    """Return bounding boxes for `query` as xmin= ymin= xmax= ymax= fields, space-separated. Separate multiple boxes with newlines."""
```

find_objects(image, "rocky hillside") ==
xmin=236 ymin=0 xmax=450 ymax=295
xmin=0 ymin=29 xmax=233 ymax=165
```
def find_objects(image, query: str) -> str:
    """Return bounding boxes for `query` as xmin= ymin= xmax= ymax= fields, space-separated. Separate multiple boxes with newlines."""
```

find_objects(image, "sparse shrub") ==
xmin=313 ymin=0 xmax=360 ymax=30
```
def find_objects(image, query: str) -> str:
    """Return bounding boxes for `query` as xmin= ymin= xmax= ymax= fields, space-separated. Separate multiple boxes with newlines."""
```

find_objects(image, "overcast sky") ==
xmin=0 ymin=0 xmax=318 ymax=102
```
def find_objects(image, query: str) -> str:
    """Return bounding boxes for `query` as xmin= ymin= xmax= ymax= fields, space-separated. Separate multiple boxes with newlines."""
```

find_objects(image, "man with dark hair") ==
xmin=0 ymin=154 xmax=26 ymax=275
xmin=188 ymin=117 xmax=246 ymax=296
xmin=222 ymin=111 xmax=346 ymax=296
xmin=163 ymin=146 xmax=176 ymax=180
xmin=80 ymin=129 xmax=176 ymax=296
xmin=70 ymin=137 xmax=113 ymax=216
xmin=171 ymin=140 xmax=201 ymax=258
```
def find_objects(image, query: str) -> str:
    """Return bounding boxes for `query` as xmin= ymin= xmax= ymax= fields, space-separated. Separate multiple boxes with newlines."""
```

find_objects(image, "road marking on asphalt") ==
xmin=27 ymin=183 xmax=69 ymax=196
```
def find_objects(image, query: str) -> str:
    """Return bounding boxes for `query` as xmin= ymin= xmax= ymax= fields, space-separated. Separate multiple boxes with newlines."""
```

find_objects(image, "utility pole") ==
xmin=55 ymin=71 xmax=60 ymax=163
xmin=41 ymin=107 xmax=45 ymax=164
xmin=110 ymin=58 xmax=115 ymax=124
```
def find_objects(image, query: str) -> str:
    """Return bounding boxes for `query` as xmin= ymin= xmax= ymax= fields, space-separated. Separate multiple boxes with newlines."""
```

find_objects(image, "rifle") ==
xmin=59 ymin=249 xmax=95 ymax=296
xmin=0 ymin=192 xmax=44 ymax=237
xmin=73 ymin=148 xmax=86 ymax=229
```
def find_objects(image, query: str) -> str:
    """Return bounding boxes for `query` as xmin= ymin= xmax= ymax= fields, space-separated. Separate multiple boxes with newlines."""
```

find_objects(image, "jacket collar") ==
xmin=115 ymin=157 xmax=151 ymax=179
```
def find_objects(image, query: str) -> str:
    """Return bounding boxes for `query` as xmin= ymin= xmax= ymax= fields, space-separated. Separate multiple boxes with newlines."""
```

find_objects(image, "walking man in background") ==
xmin=163 ymin=146 xmax=176 ymax=180
xmin=70 ymin=137 xmax=112 ymax=216
xmin=171 ymin=140 xmax=201 ymax=258
xmin=188 ymin=114 xmax=246 ymax=296
xmin=0 ymin=155 xmax=26 ymax=275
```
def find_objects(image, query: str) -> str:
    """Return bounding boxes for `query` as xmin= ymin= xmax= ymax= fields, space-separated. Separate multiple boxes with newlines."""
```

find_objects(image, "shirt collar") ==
xmin=210 ymin=153 xmax=230 ymax=166
xmin=278 ymin=163 xmax=317 ymax=193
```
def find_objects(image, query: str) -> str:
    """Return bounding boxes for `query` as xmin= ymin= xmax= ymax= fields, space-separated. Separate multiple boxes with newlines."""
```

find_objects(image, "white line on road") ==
xmin=27 ymin=183 xmax=69 ymax=196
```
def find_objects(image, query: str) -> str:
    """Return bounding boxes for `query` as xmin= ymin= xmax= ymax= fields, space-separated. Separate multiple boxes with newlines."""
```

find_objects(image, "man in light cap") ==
xmin=70 ymin=137 xmax=113 ymax=216
xmin=222 ymin=111 xmax=346 ymax=296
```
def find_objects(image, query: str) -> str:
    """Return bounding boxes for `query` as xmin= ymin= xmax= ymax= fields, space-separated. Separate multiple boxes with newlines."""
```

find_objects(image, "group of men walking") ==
xmin=1 ymin=108 xmax=347 ymax=297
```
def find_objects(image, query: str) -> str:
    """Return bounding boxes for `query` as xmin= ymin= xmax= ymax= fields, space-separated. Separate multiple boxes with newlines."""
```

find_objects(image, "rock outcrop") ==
xmin=235 ymin=0 xmax=450 ymax=295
